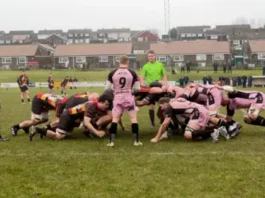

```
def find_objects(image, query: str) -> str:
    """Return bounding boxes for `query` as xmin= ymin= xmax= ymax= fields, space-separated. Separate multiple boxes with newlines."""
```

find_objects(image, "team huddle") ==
xmin=7 ymin=51 xmax=265 ymax=146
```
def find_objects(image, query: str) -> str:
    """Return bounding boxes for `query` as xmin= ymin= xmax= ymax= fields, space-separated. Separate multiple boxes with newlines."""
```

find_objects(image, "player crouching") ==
xmin=151 ymin=97 xmax=222 ymax=143
xmin=35 ymin=95 xmax=111 ymax=140
xmin=10 ymin=93 xmax=64 ymax=137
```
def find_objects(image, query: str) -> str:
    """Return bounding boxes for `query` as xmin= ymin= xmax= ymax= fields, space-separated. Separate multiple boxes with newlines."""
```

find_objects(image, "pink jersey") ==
xmin=166 ymin=86 xmax=185 ymax=99
xmin=108 ymin=68 xmax=138 ymax=95
xmin=165 ymin=98 xmax=209 ymax=127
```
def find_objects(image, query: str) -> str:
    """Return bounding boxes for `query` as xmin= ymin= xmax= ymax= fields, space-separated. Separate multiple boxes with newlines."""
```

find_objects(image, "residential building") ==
xmin=97 ymin=28 xmax=131 ymax=43
xmin=25 ymin=34 xmax=67 ymax=46
xmin=0 ymin=35 xmax=13 ymax=45
xmin=0 ymin=31 xmax=5 ymax=36
xmin=8 ymin=30 xmax=35 ymax=44
xmin=248 ymin=40 xmax=265 ymax=65
xmin=37 ymin=29 xmax=64 ymax=39
xmin=205 ymin=30 xmax=228 ymax=41
xmin=150 ymin=40 xmax=230 ymax=66
xmin=176 ymin=26 xmax=211 ymax=40
xmin=67 ymin=29 xmax=92 ymax=44
xmin=54 ymin=43 xmax=133 ymax=69
xmin=130 ymin=30 xmax=159 ymax=42
xmin=0 ymin=44 xmax=54 ymax=69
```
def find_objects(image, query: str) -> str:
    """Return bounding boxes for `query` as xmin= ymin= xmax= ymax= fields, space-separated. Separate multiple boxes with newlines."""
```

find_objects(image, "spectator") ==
xmin=73 ymin=77 xmax=78 ymax=89
xmin=186 ymin=61 xmax=191 ymax=73
xmin=242 ymin=76 xmax=247 ymax=88
xmin=213 ymin=62 xmax=218 ymax=73
xmin=228 ymin=63 xmax=232 ymax=73
xmin=208 ymin=76 xmax=212 ymax=84
xmin=180 ymin=63 xmax=185 ymax=73
xmin=223 ymin=63 xmax=227 ymax=73
xmin=203 ymin=75 xmax=207 ymax=85
xmin=179 ymin=76 xmax=184 ymax=88
xmin=184 ymin=76 xmax=189 ymax=86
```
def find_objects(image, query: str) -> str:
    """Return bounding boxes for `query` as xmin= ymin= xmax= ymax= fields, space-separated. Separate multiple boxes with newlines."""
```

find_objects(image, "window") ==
xmin=68 ymin=34 xmax=73 ymax=37
xmin=59 ymin=57 xmax=69 ymax=63
xmin=6 ymin=40 xmax=11 ymax=44
xmin=192 ymin=33 xmax=196 ymax=37
xmin=133 ymin=50 xmax=145 ymax=54
xmin=76 ymin=56 xmax=86 ymax=63
xmin=173 ymin=55 xmax=184 ymax=62
xmin=19 ymin=57 xmax=27 ymax=64
xmin=79 ymin=39 xmax=84 ymax=43
xmin=85 ymin=33 xmax=90 ymax=37
xmin=75 ymin=34 xmax=78 ymax=37
xmin=137 ymin=37 xmax=144 ymax=41
xmin=0 ymin=40 xmax=4 ymax=44
xmin=186 ymin=34 xmax=191 ymax=37
xmin=258 ymin=53 xmax=265 ymax=60
xmin=211 ymin=35 xmax=218 ymax=40
xmin=19 ymin=40 xmax=23 ymax=44
xmin=68 ymin=39 xmax=73 ymax=44
xmin=75 ymin=39 xmax=79 ymax=44
xmin=213 ymin=54 xmax=224 ymax=61
xmin=115 ymin=56 xmax=120 ymax=62
xmin=233 ymin=40 xmax=240 ymax=45
xmin=99 ymin=56 xmax=109 ymax=62
xmin=196 ymin=54 xmax=207 ymax=61
xmin=85 ymin=39 xmax=90 ymax=43
xmin=80 ymin=34 xmax=84 ymax=37
xmin=181 ymin=34 xmax=186 ymax=37
xmin=157 ymin=56 xmax=167 ymax=62
xmin=2 ymin=57 xmax=12 ymax=64
xmin=198 ymin=33 xmax=203 ymax=37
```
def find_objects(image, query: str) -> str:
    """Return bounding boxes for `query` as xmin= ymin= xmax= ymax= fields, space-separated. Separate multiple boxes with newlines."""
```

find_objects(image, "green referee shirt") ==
xmin=140 ymin=61 xmax=166 ymax=84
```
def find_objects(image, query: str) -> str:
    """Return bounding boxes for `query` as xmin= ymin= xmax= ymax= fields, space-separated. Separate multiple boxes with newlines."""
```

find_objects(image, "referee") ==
xmin=139 ymin=50 xmax=168 ymax=128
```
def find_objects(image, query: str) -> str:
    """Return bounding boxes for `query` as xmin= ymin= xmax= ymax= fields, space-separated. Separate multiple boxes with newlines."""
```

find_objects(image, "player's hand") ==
xmin=150 ymin=138 xmax=159 ymax=143
xmin=96 ymin=130 xmax=106 ymax=138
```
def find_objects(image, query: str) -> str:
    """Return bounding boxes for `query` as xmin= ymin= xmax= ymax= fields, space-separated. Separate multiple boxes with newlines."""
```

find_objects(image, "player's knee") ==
xmin=55 ymin=132 xmax=66 ymax=140
xmin=184 ymin=131 xmax=192 ymax=140
xmin=130 ymin=116 xmax=137 ymax=124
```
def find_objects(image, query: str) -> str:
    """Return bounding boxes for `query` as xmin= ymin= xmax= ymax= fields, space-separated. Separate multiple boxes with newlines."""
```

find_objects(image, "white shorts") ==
xmin=31 ymin=112 xmax=49 ymax=121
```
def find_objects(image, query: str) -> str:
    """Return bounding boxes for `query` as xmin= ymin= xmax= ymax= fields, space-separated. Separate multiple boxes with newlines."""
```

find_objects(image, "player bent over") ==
xmin=222 ymin=88 xmax=265 ymax=130
xmin=37 ymin=95 xmax=110 ymax=140
xmin=151 ymin=97 xmax=220 ymax=143
xmin=10 ymin=93 xmax=64 ymax=136
xmin=106 ymin=55 xmax=142 ymax=147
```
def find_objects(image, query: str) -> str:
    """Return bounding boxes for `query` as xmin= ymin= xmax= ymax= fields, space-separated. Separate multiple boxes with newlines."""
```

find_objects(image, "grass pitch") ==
xmin=0 ymin=70 xmax=265 ymax=198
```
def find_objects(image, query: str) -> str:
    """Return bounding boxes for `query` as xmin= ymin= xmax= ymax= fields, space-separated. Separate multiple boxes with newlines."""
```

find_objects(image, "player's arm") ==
xmin=105 ymin=70 xmax=115 ymax=90
xmin=151 ymin=117 xmax=171 ymax=143
xmin=83 ymin=116 xmax=102 ymax=136
xmin=139 ymin=66 xmax=147 ymax=86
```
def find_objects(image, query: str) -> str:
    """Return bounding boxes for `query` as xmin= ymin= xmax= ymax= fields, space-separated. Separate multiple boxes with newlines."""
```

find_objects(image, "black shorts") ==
xmin=58 ymin=111 xmax=79 ymax=133
xmin=20 ymin=86 xmax=28 ymax=93
xmin=49 ymin=86 xmax=54 ymax=89
xmin=31 ymin=96 xmax=43 ymax=115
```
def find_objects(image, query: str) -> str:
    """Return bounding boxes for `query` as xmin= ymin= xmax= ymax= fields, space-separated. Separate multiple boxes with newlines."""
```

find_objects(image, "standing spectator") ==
xmin=186 ymin=61 xmax=191 ymax=73
xmin=242 ymin=76 xmax=247 ymax=88
xmin=47 ymin=73 xmax=54 ymax=94
xmin=213 ymin=62 xmax=218 ymax=73
xmin=60 ymin=76 xmax=69 ymax=95
xmin=203 ymin=75 xmax=207 ymax=85
xmin=69 ymin=77 xmax=73 ymax=89
xmin=73 ymin=77 xmax=78 ymax=89
xmin=223 ymin=63 xmax=227 ymax=73
xmin=180 ymin=63 xmax=185 ymax=73
xmin=17 ymin=71 xmax=31 ymax=104
xmin=184 ymin=76 xmax=189 ymax=86
xmin=208 ymin=76 xmax=212 ymax=84
xmin=228 ymin=62 xmax=232 ymax=73
xmin=139 ymin=50 xmax=167 ymax=128
xmin=179 ymin=76 xmax=184 ymax=88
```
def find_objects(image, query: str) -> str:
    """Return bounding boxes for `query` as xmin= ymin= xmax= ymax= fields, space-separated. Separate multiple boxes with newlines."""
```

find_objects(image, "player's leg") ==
xmin=244 ymin=104 xmax=265 ymax=126
xmin=149 ymin=104 xmax=155 ymax=128
xmin=20 ymin=90 xmax=25 ymax=104
xmin=26 ymin=89 xmax=31 ymax=103
xmin=107 ymin=113 xmax=122 ymax=147
xmin=128 ymin=108 xmax=142 ymax=146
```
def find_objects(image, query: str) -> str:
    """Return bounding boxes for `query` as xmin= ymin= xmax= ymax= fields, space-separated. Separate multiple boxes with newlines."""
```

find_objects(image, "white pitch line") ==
xmin=0 ymin=151 xmax=264 ymax=157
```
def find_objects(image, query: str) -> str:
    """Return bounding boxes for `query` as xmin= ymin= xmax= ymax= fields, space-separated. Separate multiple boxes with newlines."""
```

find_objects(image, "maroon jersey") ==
xmin=107 ymin=68 xmax=138 ymax=95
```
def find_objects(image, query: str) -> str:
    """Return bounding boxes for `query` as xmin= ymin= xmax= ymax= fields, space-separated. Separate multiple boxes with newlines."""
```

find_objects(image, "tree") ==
xmin=168 ymin=28 xmax=177 ymax=39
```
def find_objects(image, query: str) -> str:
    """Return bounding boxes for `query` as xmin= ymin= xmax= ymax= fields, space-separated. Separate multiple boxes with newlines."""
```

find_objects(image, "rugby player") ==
xmin=60 ymin=76 xmax=69 ymax=95
xmin=151 ymin=97 xmax=221 ymax=143
xmin=106 ymin=55 xmax=142 ymax=147
xmin=17 ymin=71 xmax=30 ymax=104
xmin=10 ymin=93 xmax=64 ymax=136
xmin=140 ymin=50 xmax=167 ymax=128
xmin=48 ymin=73 xmax=54 ymax=94
xmin=37 ymin=94 xmax=110 ymax=140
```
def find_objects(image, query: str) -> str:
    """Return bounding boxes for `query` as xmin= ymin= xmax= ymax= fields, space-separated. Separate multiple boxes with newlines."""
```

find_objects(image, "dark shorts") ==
xmin=58 ymin=111 xmax=81 ymax=133
xmin=49 ymin=86 xmax=54 ymax=89
xmin=31 ymin=96 xmax=43 ymax=115
xmin=20 ymin=86 xmax=28 ymax=93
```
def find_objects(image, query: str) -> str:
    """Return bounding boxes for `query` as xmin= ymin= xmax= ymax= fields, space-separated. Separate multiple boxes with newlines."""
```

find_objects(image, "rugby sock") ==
xmin=149 ymin=110 xmax=155 ymax=126
xmin=109 ymin=123 xmax=117 ymax=143
xmin=13 ymin=124 xmax=21 ymax=130
xmin=22 ymin=127 xmax=29 ymax=134
xmin=27 ymin=99 xmax=31 ymax=103
xmin=250 ymin=116 xmax=265 ymax=126
xmin=21 ymin=99 xmax=24 ymax=103
xmin=192 ymin=129 xmax=214 ymax=140
xmin=132 ymin=123 xmax=139 ymax=142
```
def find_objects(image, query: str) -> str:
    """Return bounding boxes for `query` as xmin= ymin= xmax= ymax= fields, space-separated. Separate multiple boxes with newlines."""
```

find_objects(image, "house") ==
xmin=0 ymin=31 xmax=5 ymax=36
xmin=130 ymin=30 xmax=159 ymax=42
xmin=215 ymin=24 xmax=251 ymax=34
xmin=97 ymin=28 xmax=131 ymax=43
xmin=176 ymin=26 xmax=211 ymax=40
xmin=0 ymin=35 xmax=13 ymax=45
xmin=132 ymin=41 xmax=155 ymax=55
xmin=150 ymin=40 xmax=230 ymax=66
xmin=248 ymin=40 xmax=265 ymax=65
xmin=0 ymin=44 xmax=54 ymax=69
xmin=25 ymin=34 xmax=67 ymax=46
xmin=8 ymin=30 xmax=35 ymax=44
xmin=205 ymin=30 xmax=228 ymax=41
xmin=54 ymin=43 xmax=133 ymax=69
xmin=37 ymin=29 xmax=64 ymax=39
xmin=67 ymin=29 xmax=92 ymax=44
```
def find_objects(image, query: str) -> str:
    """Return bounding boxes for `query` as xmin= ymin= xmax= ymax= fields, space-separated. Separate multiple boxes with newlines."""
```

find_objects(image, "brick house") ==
xmin=97 ymin=28 xmax=131 ymax=43
xmin=151 ymin=40 xmax=230 ymax=67
xmin=248 ymin=40 xmax=265 ymax=65
xmin=67 ymin=29 xmax=92 ymax=44
xmin=54 ymin=43 xmax=133 ymax=69
xmin=176 ymin=26 xmax=211 ymax=40
xmin=130 ymin=30 xmax=159 ymax=42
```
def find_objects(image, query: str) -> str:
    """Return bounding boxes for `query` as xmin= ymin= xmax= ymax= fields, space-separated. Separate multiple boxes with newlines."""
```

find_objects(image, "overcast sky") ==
xmin=1 ymin=0 xmax=265 ymax=33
